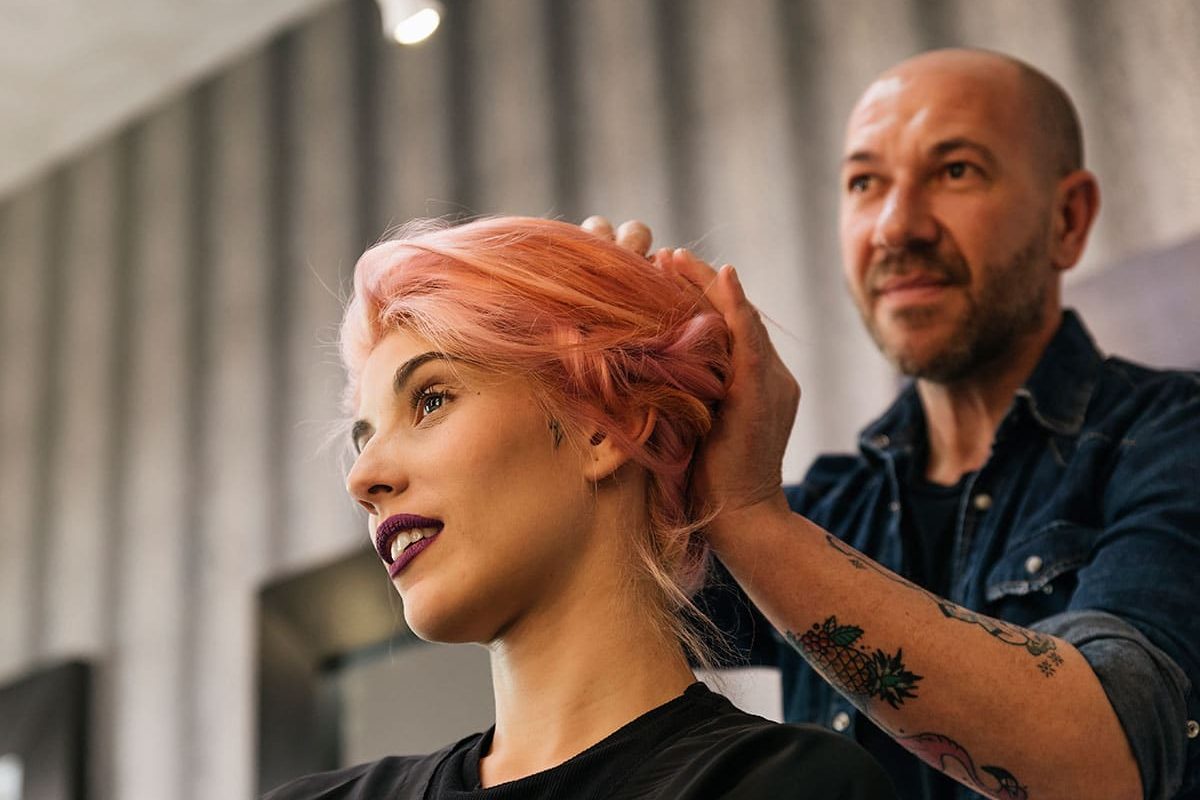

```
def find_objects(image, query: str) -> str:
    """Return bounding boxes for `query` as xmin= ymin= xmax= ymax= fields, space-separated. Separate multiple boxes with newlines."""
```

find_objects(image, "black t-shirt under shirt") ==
xmin=903 ymin=471 xmax=971 ymax=599
xmin=263 ymin=682 xmax=897 ymax=799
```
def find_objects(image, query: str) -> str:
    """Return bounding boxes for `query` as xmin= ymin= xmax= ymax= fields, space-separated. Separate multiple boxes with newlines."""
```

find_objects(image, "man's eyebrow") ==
xmin=392 ymin=351 xmax=450 ymax=395
xmin=931 ymin=137 xmax=998 ymax=169
xmin=842 ymin=150 xmax=878 ymax=167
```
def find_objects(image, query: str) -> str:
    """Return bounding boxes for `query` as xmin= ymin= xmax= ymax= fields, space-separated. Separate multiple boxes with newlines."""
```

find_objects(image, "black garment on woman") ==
xmin=263 ymin=682 xmax=896 ymax=799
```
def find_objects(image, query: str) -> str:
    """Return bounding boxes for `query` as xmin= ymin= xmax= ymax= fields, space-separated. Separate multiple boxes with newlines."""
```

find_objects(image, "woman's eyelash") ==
xmin=409 ymin=383 xmax=451 ymax=415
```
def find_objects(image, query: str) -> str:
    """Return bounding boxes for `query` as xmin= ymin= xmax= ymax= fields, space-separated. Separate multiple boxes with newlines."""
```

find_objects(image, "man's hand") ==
xmin=581 ymin=217 xmax=801 ymax=545
xmin=581 ymin=215 xmax=654 ymax=256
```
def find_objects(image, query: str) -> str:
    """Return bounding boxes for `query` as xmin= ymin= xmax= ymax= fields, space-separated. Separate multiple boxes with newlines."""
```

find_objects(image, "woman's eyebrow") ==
xmin=349 ymin=352 xmax=451 ymax=446
xmin=392 ymin=351 xmax=449 ymax=395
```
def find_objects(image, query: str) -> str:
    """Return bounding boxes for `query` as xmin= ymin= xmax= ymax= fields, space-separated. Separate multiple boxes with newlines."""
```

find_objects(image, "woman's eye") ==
xmin=350 ymin=422 xmax=371 ymax=454
xmin=411 ymin=385 xmax=450 ymax=421
xmin=848 ymin=175 xmax=872 ymax=193
xmin=421 ymin=393 xmax=444 ymax=416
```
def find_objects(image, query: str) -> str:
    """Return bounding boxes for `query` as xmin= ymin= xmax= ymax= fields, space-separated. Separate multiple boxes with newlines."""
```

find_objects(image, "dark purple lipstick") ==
xmin=374 ymin=514 xmax=444 ymax=576
xmin=389 ymin=535 xmax=437 ymax=578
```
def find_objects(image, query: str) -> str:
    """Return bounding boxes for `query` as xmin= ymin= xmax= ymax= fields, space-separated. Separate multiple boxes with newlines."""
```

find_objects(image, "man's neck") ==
xmin=916 ymin=318 xmax=1060 ymax=485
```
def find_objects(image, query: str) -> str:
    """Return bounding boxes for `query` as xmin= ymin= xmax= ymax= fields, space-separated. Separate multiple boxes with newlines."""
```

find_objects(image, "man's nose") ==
xmin=872 ymin=182 xmax=938 ymax=251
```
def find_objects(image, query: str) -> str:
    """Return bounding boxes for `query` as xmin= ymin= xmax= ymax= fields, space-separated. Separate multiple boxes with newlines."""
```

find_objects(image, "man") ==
xmin=586 ymin=48 xmax=1198 ymax=799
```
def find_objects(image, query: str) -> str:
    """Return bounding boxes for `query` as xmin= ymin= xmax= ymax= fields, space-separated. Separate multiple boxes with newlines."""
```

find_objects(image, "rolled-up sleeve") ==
xmin=1035 ymin=376 xmax=1200 ymax=798
xmin=1035 ymin=609 xmax=1191 ymax=800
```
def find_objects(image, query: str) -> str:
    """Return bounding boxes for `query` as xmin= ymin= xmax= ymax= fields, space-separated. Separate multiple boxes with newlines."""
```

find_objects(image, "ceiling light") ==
xmin=377 ymin=0 xmax=444 ymax=46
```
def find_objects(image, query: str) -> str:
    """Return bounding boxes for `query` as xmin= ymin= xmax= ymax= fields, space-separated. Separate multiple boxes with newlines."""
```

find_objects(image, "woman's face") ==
xmin=346 ymin=330 xmax=601 ymax=644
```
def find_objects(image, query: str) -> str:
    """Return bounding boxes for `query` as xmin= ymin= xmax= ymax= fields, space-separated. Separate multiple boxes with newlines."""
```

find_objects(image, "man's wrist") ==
xmin=706 ymin=490 xmax=793 ymax=552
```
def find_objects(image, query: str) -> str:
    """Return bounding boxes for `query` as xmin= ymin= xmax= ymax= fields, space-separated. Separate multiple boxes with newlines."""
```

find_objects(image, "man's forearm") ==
xmin=710 ymin=498 xmax=1142 ymax=800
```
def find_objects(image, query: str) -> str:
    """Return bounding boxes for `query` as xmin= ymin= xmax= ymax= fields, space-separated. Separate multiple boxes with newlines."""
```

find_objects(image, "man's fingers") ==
xmin=615 ymin=220 xmax=653 ymax=256
xmin=652 ymin=247 xmax=674 ymax=273
xmin=715 ymin=265 xmax=752 ymax=329
xmin=581 ymin=215 xmax=615 ymax=240
xmin=583 ymin=217 xmax=655 ymax=258
xmin=724 ymin=265 xmax=748 ymax=304
xmin=718 ymin=265 xmax=756 ymax=334
xmin=653 ymin=248 xmax=716 ymax=312
xmin=715 ymin=264 xmax=783 ymax=365
xmin=670 ymin=248 xmax=720 ymax=290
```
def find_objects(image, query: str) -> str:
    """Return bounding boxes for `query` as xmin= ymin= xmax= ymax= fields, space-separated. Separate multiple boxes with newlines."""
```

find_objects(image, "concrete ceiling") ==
xmin=0 ymin=0 xmax=336 ymax=198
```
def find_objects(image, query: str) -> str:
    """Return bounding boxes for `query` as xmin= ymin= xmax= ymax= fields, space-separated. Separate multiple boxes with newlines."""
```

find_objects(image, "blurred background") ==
xmin=1 ymin=1 xmax=1198 ymax=798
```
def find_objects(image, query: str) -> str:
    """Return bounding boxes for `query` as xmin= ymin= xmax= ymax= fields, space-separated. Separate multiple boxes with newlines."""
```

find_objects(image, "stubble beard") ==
xmin=862 ymin=231 xmax=1050 ymax=384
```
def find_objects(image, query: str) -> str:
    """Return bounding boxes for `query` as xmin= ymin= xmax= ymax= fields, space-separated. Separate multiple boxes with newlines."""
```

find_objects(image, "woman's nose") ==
xmin=345 ymin=442 xmax=406 ymax=515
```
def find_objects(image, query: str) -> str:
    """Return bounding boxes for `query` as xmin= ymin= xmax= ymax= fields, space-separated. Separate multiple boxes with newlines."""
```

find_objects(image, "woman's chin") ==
xmin=402 ymin=603 xmax=498 ymax=645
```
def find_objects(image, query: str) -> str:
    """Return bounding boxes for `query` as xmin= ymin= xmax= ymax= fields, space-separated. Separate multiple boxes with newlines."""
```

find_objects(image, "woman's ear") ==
xmin=583 ymin=408 xmax=657 ymax=482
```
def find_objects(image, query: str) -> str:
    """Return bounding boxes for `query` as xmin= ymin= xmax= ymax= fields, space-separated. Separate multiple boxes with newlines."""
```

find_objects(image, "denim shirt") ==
xmin=709 ymin=311 xmax=1200 ymax=799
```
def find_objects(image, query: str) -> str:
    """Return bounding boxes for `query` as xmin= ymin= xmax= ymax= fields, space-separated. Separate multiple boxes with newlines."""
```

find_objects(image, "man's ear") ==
xmin=1049 ymin=169 xmax=1101 ymax=272
xmin=583 ymin=408 xmax=657 ymax=482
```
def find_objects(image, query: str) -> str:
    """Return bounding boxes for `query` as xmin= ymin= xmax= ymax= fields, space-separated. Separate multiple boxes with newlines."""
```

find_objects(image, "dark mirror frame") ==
xmin=256 ymin=546 xmax=417 ymax=795
xmin=0 ymin=660 xmax=90 ymax=800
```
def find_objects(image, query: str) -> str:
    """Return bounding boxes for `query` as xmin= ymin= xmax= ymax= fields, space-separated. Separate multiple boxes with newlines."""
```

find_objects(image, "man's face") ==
xmin=838 ymin=56 xmax=1057 ymax=382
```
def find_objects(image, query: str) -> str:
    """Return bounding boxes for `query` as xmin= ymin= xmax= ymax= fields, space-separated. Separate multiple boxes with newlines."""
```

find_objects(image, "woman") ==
xmin=265 ymin=217 xmax=895 ymax=799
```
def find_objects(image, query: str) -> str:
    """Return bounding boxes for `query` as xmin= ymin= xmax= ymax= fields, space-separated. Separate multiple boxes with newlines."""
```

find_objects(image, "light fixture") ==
xmin=377 ymin=0 xmax=445 ymax=46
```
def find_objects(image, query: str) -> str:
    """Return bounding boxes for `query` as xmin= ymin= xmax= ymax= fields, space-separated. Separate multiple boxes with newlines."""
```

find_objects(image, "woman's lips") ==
xmin=374 ymin=513 xmax=444 ymax=566
xmin=388 ymin=533 xmax=439 ymax=578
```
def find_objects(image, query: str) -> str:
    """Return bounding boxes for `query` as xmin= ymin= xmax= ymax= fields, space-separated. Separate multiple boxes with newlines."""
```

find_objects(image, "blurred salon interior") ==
xmin=1 ymin=1 xmax=1198 ymax=798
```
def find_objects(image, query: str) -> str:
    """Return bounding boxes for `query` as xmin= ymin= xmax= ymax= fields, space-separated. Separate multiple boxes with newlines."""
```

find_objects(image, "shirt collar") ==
xmin=859 ymin=309 xmax=1102 ymax=457
xmin=859 ymin=384 xmax=923 ymax=460
xmin=1013 ymin=309 xmax=1102 ymax=436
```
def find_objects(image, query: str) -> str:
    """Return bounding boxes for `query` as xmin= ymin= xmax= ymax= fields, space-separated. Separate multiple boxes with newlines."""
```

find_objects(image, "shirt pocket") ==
xmin=983 ymin=521 xmax=1097 ymax=625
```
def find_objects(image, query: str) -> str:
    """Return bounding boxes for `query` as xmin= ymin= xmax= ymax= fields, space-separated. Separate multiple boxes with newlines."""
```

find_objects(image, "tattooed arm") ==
xmin=610 ymin=245 xmax=1146 ymax=798
xmin=707 ymin=498 xmax=1141 ymax=800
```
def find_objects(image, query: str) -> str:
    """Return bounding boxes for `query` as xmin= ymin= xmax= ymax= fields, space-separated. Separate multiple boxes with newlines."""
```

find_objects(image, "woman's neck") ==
xmin=479 ymin=588 xmax=696 ymax=788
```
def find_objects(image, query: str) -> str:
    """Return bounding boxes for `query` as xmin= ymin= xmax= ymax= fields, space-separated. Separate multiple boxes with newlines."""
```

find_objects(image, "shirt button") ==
xmin=1187 ymin=720 xmax=1199 ymax=739
xmin=871 ymin=434 xmax=890 ymax=449
xmin=832 ymin=711 xmax=852 ymax=732
xmin=972 ymin=493 xmax=993 ymax=511
xmin=889 ymin=500 xmax=901 ymax=513
xmin=1024 ymin=555 xmax=1043 ymax=575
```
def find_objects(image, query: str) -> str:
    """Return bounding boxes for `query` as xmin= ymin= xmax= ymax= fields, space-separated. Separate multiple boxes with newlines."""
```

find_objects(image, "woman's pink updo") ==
xmin=341 ymin=217 xmax=731 ymax=657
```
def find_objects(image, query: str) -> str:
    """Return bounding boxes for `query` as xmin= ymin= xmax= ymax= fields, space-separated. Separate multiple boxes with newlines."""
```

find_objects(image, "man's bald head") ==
xmin=872 ymin=48 xmax=1084 ymax=179
xmin=988 ymin=51 xmax=1083 ymax=176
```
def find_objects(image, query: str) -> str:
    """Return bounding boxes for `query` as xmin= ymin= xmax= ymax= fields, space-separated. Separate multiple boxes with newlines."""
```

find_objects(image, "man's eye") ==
xmin=944 ymin=162 xmax=971 ymax=179
xmin=848 ymin=175 xmax=872 ymax=193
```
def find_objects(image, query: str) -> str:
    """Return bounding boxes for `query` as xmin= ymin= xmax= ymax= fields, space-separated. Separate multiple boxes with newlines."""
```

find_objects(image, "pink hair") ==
xmin=341 ymin=217 xmax=731 ymax=656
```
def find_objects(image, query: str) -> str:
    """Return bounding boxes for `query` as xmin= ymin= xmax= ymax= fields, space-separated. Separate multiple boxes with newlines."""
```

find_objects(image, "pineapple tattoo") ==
xmin=788 ymin=616 xmax=923 ymax=709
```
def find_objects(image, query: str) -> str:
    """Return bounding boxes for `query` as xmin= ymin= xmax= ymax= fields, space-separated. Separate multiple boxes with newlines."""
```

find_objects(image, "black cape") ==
xmin=263 ymin=683 xmax=896 ymax=799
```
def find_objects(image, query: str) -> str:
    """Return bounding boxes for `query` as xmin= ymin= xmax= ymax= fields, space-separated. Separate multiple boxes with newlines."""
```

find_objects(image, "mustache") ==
xmin=867 ymin=248 xmax=969 ymax=293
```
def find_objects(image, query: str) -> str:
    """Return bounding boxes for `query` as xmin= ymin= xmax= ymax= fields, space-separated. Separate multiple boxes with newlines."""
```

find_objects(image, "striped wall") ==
xmin=2 ymin=1 xmax=1199 ymax=797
